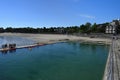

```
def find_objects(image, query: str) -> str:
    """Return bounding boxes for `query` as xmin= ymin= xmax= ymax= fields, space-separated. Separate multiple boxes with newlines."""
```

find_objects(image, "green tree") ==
xmin=91 ymin=23 xmax=97 ymax=33
xmin=79 ymin=24 xmax=86 ymax=33
xmin=0 ymin=27 xmax=4 ymax=33
xmin=85 ymin=22 xmax=91 ymax=33
xmin=6 ymin=27 xmax=13 ymax=32
xmin=79 ymin=22 xmax=91 ymax=33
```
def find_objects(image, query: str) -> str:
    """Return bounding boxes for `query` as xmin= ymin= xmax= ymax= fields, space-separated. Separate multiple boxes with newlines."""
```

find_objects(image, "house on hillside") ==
xmin=106 ymin=19 xmax=120 ymax=34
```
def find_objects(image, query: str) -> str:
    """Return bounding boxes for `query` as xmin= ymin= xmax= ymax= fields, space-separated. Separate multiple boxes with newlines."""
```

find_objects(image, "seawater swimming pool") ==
xmin=0 ymin=42 xmax=109 ymax=80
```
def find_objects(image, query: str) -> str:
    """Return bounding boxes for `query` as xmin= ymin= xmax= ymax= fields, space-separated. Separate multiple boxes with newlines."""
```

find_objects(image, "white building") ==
xmin=106 ymin=19 xmax=120 ymax=34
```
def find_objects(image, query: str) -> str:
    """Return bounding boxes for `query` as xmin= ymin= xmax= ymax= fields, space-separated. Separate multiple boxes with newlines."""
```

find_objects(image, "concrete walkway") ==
xmin=113 ymin=40 xmax=120 ymax=80
xmin=103 ymin=39 xmax=120 ymax=80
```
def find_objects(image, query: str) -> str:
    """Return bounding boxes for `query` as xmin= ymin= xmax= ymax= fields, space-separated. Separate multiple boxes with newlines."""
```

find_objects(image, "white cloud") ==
xmin=79 ymin=14 xmax=95 ymax=19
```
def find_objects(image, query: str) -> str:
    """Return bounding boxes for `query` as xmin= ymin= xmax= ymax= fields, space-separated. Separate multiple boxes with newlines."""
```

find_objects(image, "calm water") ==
xmin=0 ymin=42 xmax=109 ymax=80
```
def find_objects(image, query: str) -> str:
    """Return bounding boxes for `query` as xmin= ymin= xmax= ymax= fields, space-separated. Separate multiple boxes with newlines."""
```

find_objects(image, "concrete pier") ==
xmin=0 ymin=41 xmax=65 ymax=52
xmin=103 ymin=39 xmax=120 ymax=80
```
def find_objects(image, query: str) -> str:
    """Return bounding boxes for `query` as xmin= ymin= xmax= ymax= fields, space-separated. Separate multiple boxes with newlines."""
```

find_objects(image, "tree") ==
xmin=79 ymin=22 xmax=91 ymax=33
xmin=79 ymin=24 xmax=86 ymax=33
xmin=85 ymin=22 xmax=91 ymax=33
xmin=0 ymin=27 xmax=4 ymax=33
xmin=91 ymin=23 xmax=97 ymax=33
xmin=6 ymin=27 xmax=13 ymax=32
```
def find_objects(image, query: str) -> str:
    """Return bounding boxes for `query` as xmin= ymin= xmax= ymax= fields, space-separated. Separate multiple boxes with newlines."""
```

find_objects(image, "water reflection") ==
xmin=9 ymin=49 xmax=16 ymax=53
xmin=1 ymin=50 xmax=8 ymax=54
xmin=1 ymin=49 xmax=16 ymax=54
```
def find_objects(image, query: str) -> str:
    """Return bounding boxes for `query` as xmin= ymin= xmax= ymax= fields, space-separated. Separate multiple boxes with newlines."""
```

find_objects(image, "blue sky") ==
xmin=0 ymin=0 xmax=120 ymax=28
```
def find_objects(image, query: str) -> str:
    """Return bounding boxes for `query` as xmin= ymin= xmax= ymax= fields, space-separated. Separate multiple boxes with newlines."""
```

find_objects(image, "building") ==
xmin=106 ymin=22 xmax=116 ymax=34
xmin=106 ymin=19 xmax=120 ymax=34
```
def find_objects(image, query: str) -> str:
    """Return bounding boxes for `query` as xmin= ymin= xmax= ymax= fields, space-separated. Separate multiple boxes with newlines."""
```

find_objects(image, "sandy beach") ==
xmin=0 ymin=33 xmax=112 ymax=44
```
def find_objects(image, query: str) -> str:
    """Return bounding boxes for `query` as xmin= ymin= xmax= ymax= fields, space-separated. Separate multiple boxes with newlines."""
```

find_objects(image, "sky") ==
xmin=0 ymin=0 xmax=120 ymax=28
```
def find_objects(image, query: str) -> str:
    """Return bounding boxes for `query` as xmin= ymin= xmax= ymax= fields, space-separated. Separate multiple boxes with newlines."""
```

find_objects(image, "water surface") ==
xmin=0 ymin=42 xmax=109 ymax=80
